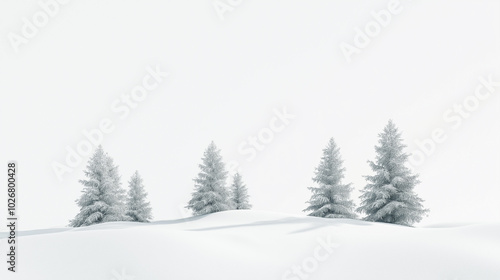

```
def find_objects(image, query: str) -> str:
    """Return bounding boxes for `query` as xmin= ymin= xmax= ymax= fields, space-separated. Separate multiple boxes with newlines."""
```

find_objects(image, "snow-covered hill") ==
xmin=1 ymin=210 xmax=499 ymax=280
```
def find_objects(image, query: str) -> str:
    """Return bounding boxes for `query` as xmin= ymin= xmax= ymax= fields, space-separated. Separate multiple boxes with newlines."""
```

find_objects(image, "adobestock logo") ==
xmin=51 ymin=65 xmax=169 ymax=182
xmin=282 ymin=234 xmax=340 ymax=280
xmin=409 ymin=74 xmax=500 ymax=168
xmin=238 ymin=106 xmax=295 ymax=162
xmin=110 ymin=268 xmax=136 ymax=280
xmin=340 ymin=0 xmax=404 ymax=63
xmin=8 ymin=0 xmax=71 ymax=53
xmin=212 ymin=0 xmax=243 ymax=21
xmin=228 ymin=106 xmax=295 ymax=175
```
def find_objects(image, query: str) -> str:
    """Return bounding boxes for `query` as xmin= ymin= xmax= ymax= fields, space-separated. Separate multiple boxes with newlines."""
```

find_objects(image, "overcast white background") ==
xmin=0 ymin=0 xmax=499 ymax=230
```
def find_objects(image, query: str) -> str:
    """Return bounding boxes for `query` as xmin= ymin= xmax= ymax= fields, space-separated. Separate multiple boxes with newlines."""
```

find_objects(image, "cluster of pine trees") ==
xmin=70 ymin=142 xmax=252 ymax=227
xmin=304 ymin=120 xmax=428 ymax=226
xmin=71 ymin=120 xmax=427 ymax=228
xmin=70 ymin=146 xmax=153 ymax=227
xmin=186 ymin=141 xmax=252 ymax=215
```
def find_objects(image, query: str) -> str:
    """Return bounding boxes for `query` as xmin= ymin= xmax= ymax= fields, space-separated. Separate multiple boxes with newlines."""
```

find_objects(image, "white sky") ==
xmin=0 ymin=0 xmax=499 ymax=230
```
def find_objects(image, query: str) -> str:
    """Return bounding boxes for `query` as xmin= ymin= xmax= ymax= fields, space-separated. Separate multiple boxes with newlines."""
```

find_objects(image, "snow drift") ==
xmin=1 ymin=210 xmax=499 ymax=280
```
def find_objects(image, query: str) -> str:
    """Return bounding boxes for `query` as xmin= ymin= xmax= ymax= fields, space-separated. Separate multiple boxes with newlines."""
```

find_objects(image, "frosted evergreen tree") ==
xmin=70 ymin=146 xmax=129 ymax=227
xmin=304 ymin=138 xmax=357 ymax=219
xmin=357 ymin=120 xmax=428 ymax=226
xmin=230 ymin=173 xmax=252 ymax=210
xmin=126 ymin=171 xmax=153 ymax=222
xmin=104 ymin=154 xmax=129 ymax=221
xmin=186 ymin=141 xmax=231 ymax=215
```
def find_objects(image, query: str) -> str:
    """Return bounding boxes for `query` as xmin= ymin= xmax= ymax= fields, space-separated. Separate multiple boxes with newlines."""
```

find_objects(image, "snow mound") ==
xmin=1 ymin=210 xmax=499 ymax=280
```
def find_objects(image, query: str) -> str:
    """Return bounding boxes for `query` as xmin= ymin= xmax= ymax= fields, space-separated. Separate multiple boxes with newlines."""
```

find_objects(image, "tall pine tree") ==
xmin=104 ymin=154 xmax=129 ymax=222
xmin=357 ymin=120 xmax=428 ymax=226
xmin=230 ymin=173 xmax=252 ymax=210
xmin=186 ymin=141 xmax=231 ymax=215
xmin=70 ymin=146 xmax=129 ymax=227
xmin=304 ymin=138 xmax=357 ymax=219
xmin=126 ymin=171 xmax=153 ymax=222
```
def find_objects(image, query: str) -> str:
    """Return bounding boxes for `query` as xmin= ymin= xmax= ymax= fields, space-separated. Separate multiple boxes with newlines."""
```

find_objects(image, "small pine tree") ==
xmin=70 ymin=146 xmax=129 ymax=227
xmin=230 ymin=173 xmax=252 ymax=210
xmin=187 ymin=142 xmax=231 ymax=216
xmin=126 ymin=171 xmax=153 ymax=222
xmin=304 ymin=138 xmax=357 ymax=219
xmin=357 ymin=120 xmax=428 ymax=226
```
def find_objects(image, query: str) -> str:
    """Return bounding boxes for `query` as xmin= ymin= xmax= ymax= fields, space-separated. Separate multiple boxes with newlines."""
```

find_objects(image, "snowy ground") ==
xmin=1 ymin=210 xmax=499 ymax=280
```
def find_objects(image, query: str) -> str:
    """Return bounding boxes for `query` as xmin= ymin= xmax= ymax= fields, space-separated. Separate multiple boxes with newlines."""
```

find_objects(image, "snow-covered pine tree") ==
xmin=304 ymin=138 xmax=357 ymax=219
xmin=357 ymin=120 xmax=428 ymax=226
xmin=126 ymin=171 xmax=153 ymax=222
xmin=230 ymin=173 xmax=252 ymax=210
xmin=104 ymin=155 xmax=129 ymax=222
xmin=70 ymin=146 xmax=129 ymax=227
xmin=186 ymin=141 xmax=231 ymax=216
